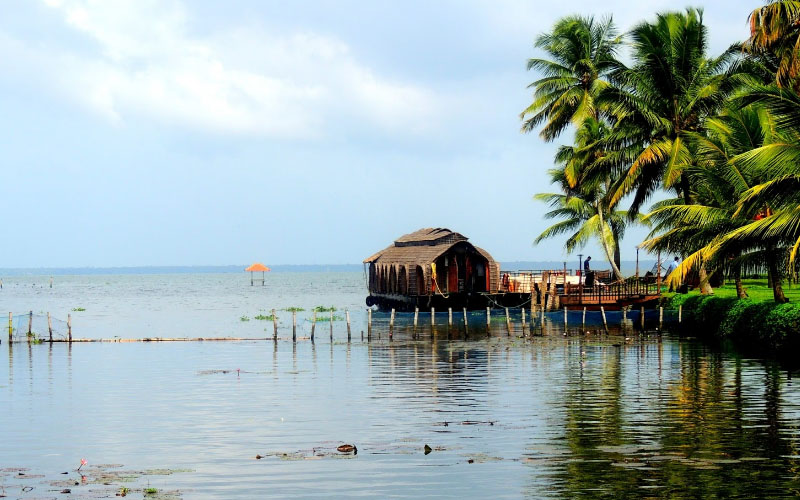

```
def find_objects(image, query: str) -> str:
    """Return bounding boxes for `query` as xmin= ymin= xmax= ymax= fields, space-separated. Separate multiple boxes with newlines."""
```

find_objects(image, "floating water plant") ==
xmin=314 ymin=305 xmax=337 ymax=313
xmin=72 ymin=307 xmax=86 ymax=312
xmin=254 ymin=313 xmax=275 ymax=321
xmin=239 ymin=315 xmax=250 ymax=322
xmin=144 ymin=487 xmax=158 ymax=495
xmin=282 ymin=306 xmax=305 ymax=312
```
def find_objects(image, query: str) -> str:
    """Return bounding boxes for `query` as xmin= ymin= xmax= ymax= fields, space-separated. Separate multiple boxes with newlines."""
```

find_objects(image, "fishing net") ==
xmin=7 ymin=312 xmax=69 ymax=341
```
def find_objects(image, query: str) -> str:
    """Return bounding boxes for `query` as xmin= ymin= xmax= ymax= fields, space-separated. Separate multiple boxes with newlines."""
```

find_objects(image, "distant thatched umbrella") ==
xmin=245 ymin=262 xmax=270 ymax=286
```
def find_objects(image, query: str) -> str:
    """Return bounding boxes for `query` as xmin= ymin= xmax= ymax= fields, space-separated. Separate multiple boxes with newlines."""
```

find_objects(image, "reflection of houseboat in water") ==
xmin=363 ymin=228 xmax=660 ymax=311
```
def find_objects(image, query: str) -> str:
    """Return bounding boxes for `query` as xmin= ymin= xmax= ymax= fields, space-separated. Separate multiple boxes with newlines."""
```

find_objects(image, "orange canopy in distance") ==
xmin=245 ymin=263 xmax=270 ymax=272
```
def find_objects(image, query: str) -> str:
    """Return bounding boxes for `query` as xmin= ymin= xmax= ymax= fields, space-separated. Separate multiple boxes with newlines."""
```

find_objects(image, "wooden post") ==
xmin=67 ymin=313 xmax=72 ymax=343
xmin=431 ymin=307 xmax=435 ymax=326
xmin=272 ymin=309 xmax=278 ymax=340
xmin=678 ymin=305 xmax=682 ymax=323
xmin=582 ymin=307 xmax=586 ymax=326
xmin=47 ymin=312 xmax=53 ymax=342
xmin=346 ymin=309 xmax=351 ymax=341
xmin=659 ymin=306 xmax=664 ymax=330
xmin=8 ymin=312 xmax=12 ymax=342
xmin=656 ymin=250 xmax=662 ymax=292
xmin=414 ymin=307 xmax=419 ymax=328
xmin=311 ymin=311 xmax=316 ymax=341
xmin=330 ymin=309 xmax=334 ymax=340
xmin=390 ymin=308 xmax=395 ymax=328
xmin=486 ymin=307 xmax=491 ymax=327
xmin=623 ymin=307 xmax=627 ymax=322
xmin=27 ymin=311 xmax=32 ymax=340
xmin=292 ymin=310 xmax=297 ymax=341
xmin=367 ymin=309 xmax=372 ymax=339
xmin=600 ymin=306 xmax=608 ymax=332
xmin=448 ymin=307 xmax=453 ymax=327
xmin=563 ymin=306 xmax=568 ymax=328
xmin=505 ymin=307 xmax=511 ymax=334
xmin=640 ymin=306 xmax=645 ymax=330
xmin=521 ymin=307 xmax=526 ymax=334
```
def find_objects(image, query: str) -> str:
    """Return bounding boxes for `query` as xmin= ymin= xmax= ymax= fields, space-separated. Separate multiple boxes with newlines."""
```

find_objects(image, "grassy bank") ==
xmin=662 ymin=280 xmax=800 ymax=355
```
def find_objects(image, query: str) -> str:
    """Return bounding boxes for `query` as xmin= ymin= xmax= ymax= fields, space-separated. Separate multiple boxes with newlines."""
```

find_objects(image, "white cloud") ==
xmin=1 ymin=0 xmax=438 ymax=138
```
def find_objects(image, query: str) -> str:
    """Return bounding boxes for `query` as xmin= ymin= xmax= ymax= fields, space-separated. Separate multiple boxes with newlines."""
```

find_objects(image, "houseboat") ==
xmin=363 ymin=228 xmax=661 ymax=311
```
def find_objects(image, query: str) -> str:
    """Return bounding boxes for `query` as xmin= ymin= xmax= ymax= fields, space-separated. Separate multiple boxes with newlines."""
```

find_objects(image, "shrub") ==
xmin=764 ymin=303 xmax=800 ymax=351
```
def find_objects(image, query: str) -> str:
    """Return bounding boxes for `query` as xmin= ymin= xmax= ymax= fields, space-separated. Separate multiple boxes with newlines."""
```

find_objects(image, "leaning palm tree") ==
xmin=661 ymin=83 xmax=800 ymax=302
xmin=534 ymin=118 xmax=629 ymax=281
xmin=520 ymin=15 xmax=622 ymax=142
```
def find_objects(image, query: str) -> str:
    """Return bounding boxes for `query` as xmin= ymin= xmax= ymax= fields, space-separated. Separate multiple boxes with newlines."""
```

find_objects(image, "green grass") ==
xmin=254 ymin=313 xmax=276 ymax=321
xmin=72 ymin=307 xmax=86 ymax=312
xmin=663 ymin=279 xmax=800 ymax=305
xmin=313 ymin=305 xmax=337 ymax=313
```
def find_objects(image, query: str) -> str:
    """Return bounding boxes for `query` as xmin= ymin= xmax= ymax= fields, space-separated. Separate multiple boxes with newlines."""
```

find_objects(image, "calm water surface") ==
xmin=2 ymin=272 xmax=800 ymax=499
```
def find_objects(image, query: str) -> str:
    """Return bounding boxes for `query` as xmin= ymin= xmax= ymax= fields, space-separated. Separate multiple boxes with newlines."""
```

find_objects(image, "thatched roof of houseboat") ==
xmin=363 ymin=228 xmax=495 ymax=268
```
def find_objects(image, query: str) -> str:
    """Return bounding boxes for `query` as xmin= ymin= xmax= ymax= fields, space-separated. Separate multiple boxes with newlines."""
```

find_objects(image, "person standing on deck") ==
xmin=583 ymin=256 xmax=591 ymax=274
xmin=583 ymin=256 xmax=593 ymax=287
xmin=665 ymin=257 xmax=681 ymax=292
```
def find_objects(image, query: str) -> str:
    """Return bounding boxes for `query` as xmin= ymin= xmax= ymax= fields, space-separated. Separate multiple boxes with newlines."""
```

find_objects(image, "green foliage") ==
xmin=313 ymin=306 xmax=337 ymax=313
xmin=144 ymin=487 xmax=158 ymax=495
xmin=72 ymin=307 xmax=86 ymax=312
xmin=282 ymin=307 xmax=305 ymax=312
xmin=676 ymin=295 xmax=800 ymax=355
xmin=239 ymin=315 xmax=250 ymax=322
xmin=254 ymin=314 xmax=275 ymax=321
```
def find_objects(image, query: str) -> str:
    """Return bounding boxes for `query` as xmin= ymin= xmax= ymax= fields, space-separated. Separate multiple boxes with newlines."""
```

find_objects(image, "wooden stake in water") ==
xmin=486 ymin=307 xmax=491 ymax=327
xmin=640 ymin=306 xmax=645 ymax=330
xmin=448 ymin=307 xmax=453 ymax=327
xmin=67 ymin=313 xmax=72 ymax=343
xmin=600 ymin=306 xmax=608 ymax=332
xmin=47 ymin=312 xmax=52 ymax=342
xmin=367 ymin=309 xmax=372 ymax=339
xmin=292 ymin=310 xmax=297 ymax=341
xmin=390 ymin=308 xmax=395 ymax=328
xmin=27 ymin=311 xmax=32 ymax=340
xmin=272 ymin=309 xmax=278 ymax=341
xmin=414 ymin=307 xmax=419 ymax=328
xmin=431 ymin=307 xmax=435 ymax=326
xmin=346 ymin=309 xmax=351 ymax=341
xmin=8 ymin=312 xmax=12 ymax=342
xmin=563 ymin=306 xmax=568 ymax=328
xmin=678 ymin=305 xmax=682 ymax=323
xmin=330 ymin=309 xmax=334 ymax=340
xmin=623 ymin=307 xmax=627 ymax=322
xmin=521 ymin=307 xmax=527 ymax=335
xmin=311 ymin=311 xmax=316 ymax=341
xmin=582 ymin=307 xmax=586 ymax=326
xmin=463 ymin=307 xmax=468 ymax=334
xmin=659 ymin=306 xmax=664 ymax=330
xmin=505 ymin=307 xmax=511 ymax=334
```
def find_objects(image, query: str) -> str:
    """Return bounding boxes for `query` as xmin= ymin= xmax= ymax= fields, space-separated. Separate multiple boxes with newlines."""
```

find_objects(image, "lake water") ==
xmin=2 ymin=272 xmax=800 ymax=499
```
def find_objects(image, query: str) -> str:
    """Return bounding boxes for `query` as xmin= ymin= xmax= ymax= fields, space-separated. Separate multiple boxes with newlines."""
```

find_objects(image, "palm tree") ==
xmin=604 ymin=8 xmax=736 ymax=212
xmin=641 ymin=107 xmax=772 ymax=298
xmin=746 ymin=0 xmax=800 ymax=90
xmin=599 ymin=8 xmax=738 ymax=294
xmin=520 ymin=15 xmax=622 ymax=142
xmin=534 ymin=118 xmax=628 ymax=280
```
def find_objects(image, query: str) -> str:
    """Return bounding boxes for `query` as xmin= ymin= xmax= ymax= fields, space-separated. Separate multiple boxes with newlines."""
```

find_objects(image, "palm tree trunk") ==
xmin=596 ymin=203 xmax=624 ymax=281
xmin=733 ymin=265 xmax=747 ymax=299
xmin=767 ymin=251 xmax=788 ymax=303
xmin=698 ymin=264 xmax=714 ymax=295
xmin=613 ymin=232 xmax=622 ymax=271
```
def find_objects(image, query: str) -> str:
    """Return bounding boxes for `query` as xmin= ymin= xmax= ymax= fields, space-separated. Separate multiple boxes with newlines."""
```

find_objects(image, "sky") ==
xmin=0 ymin=0 xmax=763 ymax=267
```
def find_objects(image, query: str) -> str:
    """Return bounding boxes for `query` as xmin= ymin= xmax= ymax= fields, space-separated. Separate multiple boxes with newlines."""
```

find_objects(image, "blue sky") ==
xmin=0 ymin=0 xmax=762 ymax=267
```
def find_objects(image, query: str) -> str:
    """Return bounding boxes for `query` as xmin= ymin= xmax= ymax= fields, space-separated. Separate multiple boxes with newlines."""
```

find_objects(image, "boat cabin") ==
xmin=363 ymin=228 xmax=500 ymax=310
